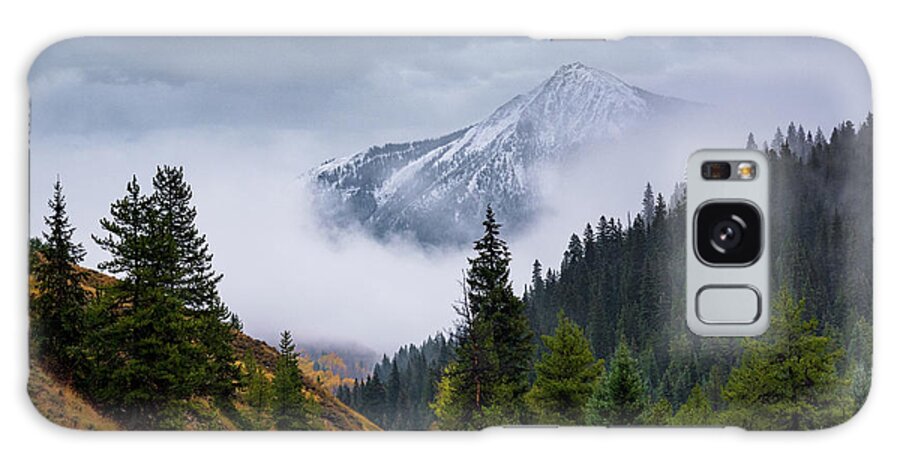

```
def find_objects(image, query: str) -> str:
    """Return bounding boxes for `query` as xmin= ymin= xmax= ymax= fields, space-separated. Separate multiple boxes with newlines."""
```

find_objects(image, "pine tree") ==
xmin=525 ymin=311 xmax=603 ymax=424
xmin=582 ymin=223 xmax=596 ymax=266
xmin=618 ymin=214 xmax=646 ymax=343
xmin=363 ymin=371 xmax=387 ymax=426
xmin=658 ymin=333 xmax=697 ymax=407
xmin=584 ymin=338 xmax=647 ymax=425
xmin=772 ymin=127 xmax=785 ymax=152
xmin=466 ymin=206 xmax=533 ymax=420
xmin=432 ymin=276 xmax=498 ymax=430
xmin=526 ymin=259 xmax=546 ymax=335
xmin=560 ymin=233 xmax=588 ymax=327
xmin=722 ymin=289 xmax=850 ymax=430
xmin=641 ymin=183 xmax=655 ymax=226
xmin=93 ymin=176 xmax=152 ymax=294
xmin=351 ymin=378 xmax=362 ymax=410
xmin=786 ymin=122 xmax=799 ymax=155
xmin=433 ymin=206 xmax=532 ymax=428
xmin=150 ymin=166 xmax=221 ymax=308
xmin=844 ymin=317 xmax=872 ymax=410
xmin=746 ymin=132 xmax=758 ymax=151
xmin=243 ymin=351 xmax=273 ymax=411
xmin=386 ymin=359 xmax=402 ymax=427
xmin=671 ymin=384 xmax=715 ymax=426
xmin=530 ymin=260 xmax=544 ymax=295
xmin=90 ymin=169 xmax=238 ymax=425
xmin=272 ymin=330 xmax=314 ymax=430
xmin=92 ymin=176 xmax=195 ymax=423
xmin=562 ymin=234 xmax=584 ymax=271
xmin=150 ymin=166 xmax=238 ymax=398
xmin=32 ymin=178 xmax=87 ymax=374
xmin=241 ymin=351 xmax=273 ymax=429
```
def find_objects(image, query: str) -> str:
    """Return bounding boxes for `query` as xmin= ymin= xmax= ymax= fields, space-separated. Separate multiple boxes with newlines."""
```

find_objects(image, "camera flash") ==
xmin=737 ymin=162 xmax=757 ymax=180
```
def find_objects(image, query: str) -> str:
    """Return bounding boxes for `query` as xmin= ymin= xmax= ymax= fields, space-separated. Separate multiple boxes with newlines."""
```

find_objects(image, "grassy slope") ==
xmin=28 ymin=363 xmax=119 ymax=430
xmin=233 ymin=333 xmax=380 ymax=431
xmin=28 ymin=264 xmax=380 ymax=431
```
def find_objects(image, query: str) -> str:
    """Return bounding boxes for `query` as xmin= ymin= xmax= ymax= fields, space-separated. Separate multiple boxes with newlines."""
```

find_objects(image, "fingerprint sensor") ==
xmin=696 ymin=286 xmax=761 ymax=325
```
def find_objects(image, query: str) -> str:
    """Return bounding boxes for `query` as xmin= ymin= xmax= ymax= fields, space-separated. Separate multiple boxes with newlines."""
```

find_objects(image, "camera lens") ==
xmin=711 ymin=218 xmax=743 ymax=251
xmin=695 ymin=202 xmax=762 ymax=265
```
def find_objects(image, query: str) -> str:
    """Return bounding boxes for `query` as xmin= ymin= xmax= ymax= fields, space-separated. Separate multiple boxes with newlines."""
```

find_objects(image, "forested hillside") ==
xmin=30 ymin=329 xmax=379 ymax=431
xmin=28 ymin=167 xmax=378 ymax=431
xmin=345 ymin=116 xmax=873 ymax=430
xmin=336 ymin=333 xmax=452 ymax=430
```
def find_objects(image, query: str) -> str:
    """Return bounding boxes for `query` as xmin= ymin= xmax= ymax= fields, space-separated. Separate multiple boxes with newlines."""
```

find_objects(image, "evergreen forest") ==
xmin=29 ymin=117 xmax=872 ymax=430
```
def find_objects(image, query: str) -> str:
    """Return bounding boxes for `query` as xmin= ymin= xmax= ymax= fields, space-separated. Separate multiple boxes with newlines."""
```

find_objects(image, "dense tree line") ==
xmin=524 ymin=179 xmax=696 ymax=407
xmin=522 ymin=117 xmax=871 ymax=428
xmin=346 ymin=117 xmax=872 ymax=430
xmin=29 ymin=167 xmax=319 ymax=430
xmin=336 ymin=334 xmax=451 ymax=430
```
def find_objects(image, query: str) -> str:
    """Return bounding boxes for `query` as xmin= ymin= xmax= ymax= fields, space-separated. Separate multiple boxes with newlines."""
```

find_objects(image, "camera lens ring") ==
xmin=694 ymin=201 xmax=763 ymax=266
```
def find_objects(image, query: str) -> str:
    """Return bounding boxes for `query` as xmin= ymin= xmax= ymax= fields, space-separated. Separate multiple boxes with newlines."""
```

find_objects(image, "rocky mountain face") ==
xmin=308 ymin=62 xmax=690 ymax=246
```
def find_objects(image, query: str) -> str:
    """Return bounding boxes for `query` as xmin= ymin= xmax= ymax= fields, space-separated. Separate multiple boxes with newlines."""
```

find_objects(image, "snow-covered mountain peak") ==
xmin=548 ymin=61 xmax=627 ymax=87
xmin=308 ymin=63 xmax=689 ymax=246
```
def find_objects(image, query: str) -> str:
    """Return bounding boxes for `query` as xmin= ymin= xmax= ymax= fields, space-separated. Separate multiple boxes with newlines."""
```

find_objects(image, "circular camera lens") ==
xmin=711 ymin=219 xmax=743 ymax=251
xmin=695 ymin=202 xmax=761 ymax=266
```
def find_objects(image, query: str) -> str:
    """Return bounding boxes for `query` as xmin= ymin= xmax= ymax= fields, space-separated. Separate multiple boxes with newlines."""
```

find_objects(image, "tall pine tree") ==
xmin=434 ymin=206 xmax=533 ymax=428
xmin=466 ymin=206 xmax=533 ymax=422
xmin=90 ymin=167 xmax=238 ymax=426
xmin=150 ymin=166 xmax=238 ymax=399
xmin=32 ymin=178 xmax=87 ymax=374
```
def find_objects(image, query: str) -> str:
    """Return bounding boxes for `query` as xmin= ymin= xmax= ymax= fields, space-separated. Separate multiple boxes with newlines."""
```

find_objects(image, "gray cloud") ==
xmin=30 ymin=37 xmax=870 ymax=139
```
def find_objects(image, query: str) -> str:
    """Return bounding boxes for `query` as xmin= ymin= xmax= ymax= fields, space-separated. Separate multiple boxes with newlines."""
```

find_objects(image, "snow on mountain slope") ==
xmin=308 ymin=62 xmax=690 ymax=246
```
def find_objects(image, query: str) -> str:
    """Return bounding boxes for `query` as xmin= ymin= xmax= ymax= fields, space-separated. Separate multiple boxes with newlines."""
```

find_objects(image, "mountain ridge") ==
xmin=308 ymin=62 xmax=693 ymax=246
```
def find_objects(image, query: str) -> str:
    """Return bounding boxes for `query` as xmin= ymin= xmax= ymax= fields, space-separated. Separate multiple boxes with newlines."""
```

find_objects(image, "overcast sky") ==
xmin=28 ymin=37 xmax=871 ymax=354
